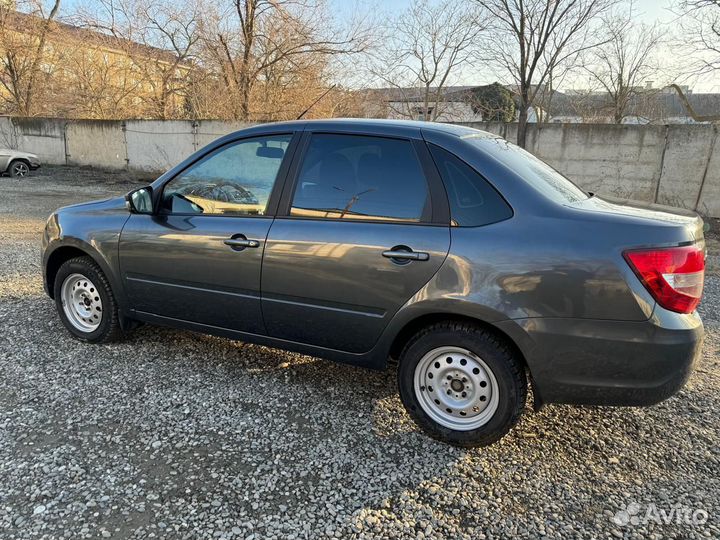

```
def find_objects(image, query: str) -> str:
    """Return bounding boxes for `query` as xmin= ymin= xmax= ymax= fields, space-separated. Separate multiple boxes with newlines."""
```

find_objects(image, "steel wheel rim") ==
xmin=60 ymin=273 xmax=103 ymax=332
xmin=413 ymin=346 xmax=500 ymax=431
xmin=13 ymin=162 xmax=29 ymax=177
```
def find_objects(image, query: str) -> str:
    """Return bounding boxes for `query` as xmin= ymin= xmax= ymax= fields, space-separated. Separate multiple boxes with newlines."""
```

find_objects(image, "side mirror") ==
xmin=125 ymin=186 xmax=154 ymax=214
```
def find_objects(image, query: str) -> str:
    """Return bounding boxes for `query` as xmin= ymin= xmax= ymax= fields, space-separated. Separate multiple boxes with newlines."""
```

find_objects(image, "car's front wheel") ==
xmin=9 ymin=160 xmax=30 ymax=178
xmin=53 ymin=256 xmax=123 ymax=343
xmin=398 ymin=321 xmax=527 ymax=447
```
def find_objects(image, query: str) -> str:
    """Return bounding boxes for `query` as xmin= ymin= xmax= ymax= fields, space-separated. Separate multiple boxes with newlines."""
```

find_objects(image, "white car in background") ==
xmin=0 ymin=149 xmax=41 ymax=178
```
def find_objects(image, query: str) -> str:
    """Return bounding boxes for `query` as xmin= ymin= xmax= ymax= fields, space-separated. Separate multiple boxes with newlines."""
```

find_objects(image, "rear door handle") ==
xmin=382 ymin=249 xmax=429 ymax=262
xmin=224 ymin=237 xmax=260 ymax=250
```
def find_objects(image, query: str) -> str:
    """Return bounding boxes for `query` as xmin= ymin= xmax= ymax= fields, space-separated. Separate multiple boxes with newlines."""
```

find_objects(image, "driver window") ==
xmin=160 ymin=134 xmax=292 ymax=216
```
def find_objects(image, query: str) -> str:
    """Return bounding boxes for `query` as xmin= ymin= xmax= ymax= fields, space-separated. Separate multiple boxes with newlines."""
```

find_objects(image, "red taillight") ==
xmin=623 ymin=245 xmax=705 ymax=314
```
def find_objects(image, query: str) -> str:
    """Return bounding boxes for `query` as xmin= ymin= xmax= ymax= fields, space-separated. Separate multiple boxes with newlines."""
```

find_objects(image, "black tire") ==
xmin=53 ymin=256 xmax=123 ymax=343
xmin=398 ymin=321 xmax=527 ymax=447
xmin=8 ymin=160 xmax=30 ymax=178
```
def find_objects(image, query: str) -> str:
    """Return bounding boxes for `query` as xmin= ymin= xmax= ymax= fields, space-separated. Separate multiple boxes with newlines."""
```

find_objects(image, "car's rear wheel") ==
xmin=398 ymin=321 xmax=526 ymax=447
xmin=9 ymin=160 xmax=30 ymax=178
xmin=54 ymin=256 xmax=123 ymax=343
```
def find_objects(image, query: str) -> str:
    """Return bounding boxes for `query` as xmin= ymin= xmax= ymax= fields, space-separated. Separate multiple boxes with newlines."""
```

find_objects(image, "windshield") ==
xmin=463 ymin=135 xmax=589 ymax=204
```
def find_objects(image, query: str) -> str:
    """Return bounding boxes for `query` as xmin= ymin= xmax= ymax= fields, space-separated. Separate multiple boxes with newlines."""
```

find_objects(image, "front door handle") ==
xmin=224 ymin=237 xmax=260 ymax=250
xmin=382 ymin=248 xmax=429 ymax=262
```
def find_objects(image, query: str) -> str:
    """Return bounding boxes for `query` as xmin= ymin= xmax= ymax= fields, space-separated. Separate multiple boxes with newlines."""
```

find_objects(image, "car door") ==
xmin=119 ymin=132 xmax=298 ymax=334
xmin=261 ymin=132 xmax=451 ymax=353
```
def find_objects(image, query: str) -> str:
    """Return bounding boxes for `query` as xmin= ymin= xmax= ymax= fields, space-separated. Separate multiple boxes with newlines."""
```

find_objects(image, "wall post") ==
xmin=121 ymin=121 xmax=130 ymax=170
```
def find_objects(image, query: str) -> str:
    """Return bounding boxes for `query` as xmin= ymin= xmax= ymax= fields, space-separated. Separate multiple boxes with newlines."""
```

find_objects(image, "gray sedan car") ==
xmin=1 ymin=148 xmax=41 ymax=177
xmin=41 ymin=120 xmax=705 ymax=446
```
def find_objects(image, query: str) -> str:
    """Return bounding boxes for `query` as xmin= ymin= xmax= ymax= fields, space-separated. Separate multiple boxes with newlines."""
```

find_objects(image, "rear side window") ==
xmin=429 ymin=145 xmax=512 ymax=227
xmin=290 ymin=134 xmax=431 ymax=222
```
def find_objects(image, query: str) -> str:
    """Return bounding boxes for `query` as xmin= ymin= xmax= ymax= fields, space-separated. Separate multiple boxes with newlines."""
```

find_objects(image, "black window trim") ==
xmin=275 ymin=131 xmax=450 ymax=226
xmin=156 ymin=131 xmax=302 ymax=218
xmin=426 ymin=142 xmax=514 ymax=227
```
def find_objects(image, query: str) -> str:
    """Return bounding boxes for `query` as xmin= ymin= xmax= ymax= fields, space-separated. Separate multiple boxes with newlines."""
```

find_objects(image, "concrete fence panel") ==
xmin=65 ymin=120 xmax=127 ymax=169
xmin=124 ymin=120 xmax=196 ymax=172
xmin=656 ymin=125 xmax=717 ymax=210
xmin=0 ymin=117 xmax=67 ymax=165
xmin=0 ymin=117 xmax=15 ymax=149
xmin=532 ymin=123 xmax=667 ymax=201
xmin=696 ymin=129 xmax=720 ymax=218
xmin=195 ymin=120 xmax=254 ymax=150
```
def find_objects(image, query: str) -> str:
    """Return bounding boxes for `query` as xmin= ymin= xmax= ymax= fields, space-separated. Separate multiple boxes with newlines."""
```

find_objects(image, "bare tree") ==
xmin=369 ymin=0 xmax=484 ymax=122
xmin=135 ymin=2 xmax=199 ymax=118
xmin=564 ymin=87 xmax=605 ymax=122
xmin=0 ymin=0 xmax=61 ymax=116
xmin=474 ymin=0 xmax=617 ymax=147
xmin=582 ymin=1 xmax=665 ymax=123
xmin=675 ymin=0 xmax=720 ymax=76
xmin=198 ymin=0 xmax=369 ymax=121
xmin=74 ymin=0 xmax=200 ymax=119
xmin=60 ymin=31 xmax=146 ymax=118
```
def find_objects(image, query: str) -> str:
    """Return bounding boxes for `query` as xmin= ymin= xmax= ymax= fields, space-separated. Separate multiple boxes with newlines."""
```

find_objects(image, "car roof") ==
xmin=234 ymin=118 xmax=499 ymax=140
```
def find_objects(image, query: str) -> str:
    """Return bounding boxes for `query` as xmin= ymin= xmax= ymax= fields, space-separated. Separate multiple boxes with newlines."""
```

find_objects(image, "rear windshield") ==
xmin=463 ymin=136 xmax=589 ymax=204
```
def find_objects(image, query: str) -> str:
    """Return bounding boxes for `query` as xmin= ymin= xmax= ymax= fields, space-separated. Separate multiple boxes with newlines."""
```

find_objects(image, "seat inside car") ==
xmin=296 ymin=152 xmax=357 ymax=212
xmin=357 ymin=152 xmax=382 ymax=191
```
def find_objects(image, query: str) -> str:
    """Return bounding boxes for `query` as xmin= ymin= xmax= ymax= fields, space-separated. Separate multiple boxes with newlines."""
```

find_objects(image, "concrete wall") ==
xmin=0 ymin=117 xmax=68 ymax=165
xmin=1 ymin=116 xmax=719 ymax=217
xmin=0 ymin=117 xmax=256 ymax=174
xmin=65 ymin=120 xmax=127 ymax=169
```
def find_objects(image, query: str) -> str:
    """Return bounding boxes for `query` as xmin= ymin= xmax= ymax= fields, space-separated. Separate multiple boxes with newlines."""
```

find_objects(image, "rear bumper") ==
xmin=496 ymin=309 xmax=704 ymax=407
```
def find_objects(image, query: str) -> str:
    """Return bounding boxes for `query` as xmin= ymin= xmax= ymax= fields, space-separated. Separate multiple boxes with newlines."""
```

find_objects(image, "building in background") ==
xmin=364 ymin=84 xmax=720 ymax=125
xmin=0 ymin=4 xmax=193 ymax=119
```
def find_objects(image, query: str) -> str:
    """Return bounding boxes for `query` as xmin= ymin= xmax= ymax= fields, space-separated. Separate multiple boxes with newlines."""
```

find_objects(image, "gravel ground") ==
xmin=0 ymin=166 xmax=718 ymax=540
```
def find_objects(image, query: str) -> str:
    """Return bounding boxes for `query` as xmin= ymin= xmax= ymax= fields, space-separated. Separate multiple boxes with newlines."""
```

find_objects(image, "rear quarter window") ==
xmin=429 ymin=144 xmax=513 ymax=227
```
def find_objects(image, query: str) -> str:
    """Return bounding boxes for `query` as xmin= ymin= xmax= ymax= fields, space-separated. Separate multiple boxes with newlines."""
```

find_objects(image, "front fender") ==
xmin=42 ymin=201 xmax=131 ymax=315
